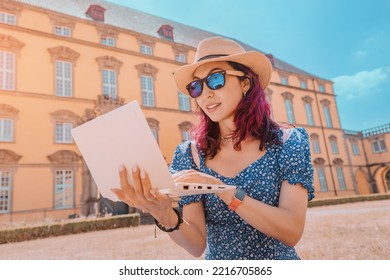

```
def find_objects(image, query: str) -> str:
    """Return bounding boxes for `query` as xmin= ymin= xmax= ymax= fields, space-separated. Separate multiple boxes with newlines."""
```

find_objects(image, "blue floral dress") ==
xmin=169 ymin=127 xmax=315 ymax=260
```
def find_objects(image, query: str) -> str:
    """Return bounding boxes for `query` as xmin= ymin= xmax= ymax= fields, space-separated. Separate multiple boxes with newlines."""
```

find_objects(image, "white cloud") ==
xmin=332 ymin=67 xmax=388 ymax=100
xmin=354 ymin=50 xmax=367 ymax=60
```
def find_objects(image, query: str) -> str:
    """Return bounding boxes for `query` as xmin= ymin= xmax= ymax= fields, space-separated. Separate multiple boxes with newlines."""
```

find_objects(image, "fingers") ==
xmin=119 ymin=165 xmax=135 ymax=198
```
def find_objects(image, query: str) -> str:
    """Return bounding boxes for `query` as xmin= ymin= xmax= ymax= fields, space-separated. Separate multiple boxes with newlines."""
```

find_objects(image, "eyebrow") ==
xmin=193 ymin=67 xmax=224 ymax=80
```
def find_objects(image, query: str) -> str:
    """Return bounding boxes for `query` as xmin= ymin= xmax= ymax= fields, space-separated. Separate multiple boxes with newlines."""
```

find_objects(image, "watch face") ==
xmin=235 ymin=188 xmax=246 ymax=201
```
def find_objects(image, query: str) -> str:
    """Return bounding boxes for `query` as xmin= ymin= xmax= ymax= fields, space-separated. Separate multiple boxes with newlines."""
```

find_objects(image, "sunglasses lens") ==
xmin=206 ymin=72 xmax=225 ymax=90
xmin=187 ymin=80 xmax=202 ymax=98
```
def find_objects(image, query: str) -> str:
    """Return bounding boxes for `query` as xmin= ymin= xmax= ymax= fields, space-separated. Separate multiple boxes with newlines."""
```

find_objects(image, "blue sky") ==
xmin=106 ymin=0 xmax=389 ymax=131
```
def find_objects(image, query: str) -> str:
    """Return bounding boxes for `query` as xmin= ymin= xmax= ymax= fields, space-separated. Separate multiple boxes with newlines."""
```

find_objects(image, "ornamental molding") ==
xmin=49 ymin=15 xmax=76 ymax=29
xmin=95 ymin=56 xmax=123 ymax=72
xmin=281 ymin=91 xmax=294 ymax=100
xmin=0 ymin=104 xmax=19 ymax=118
xmin=47 ymin=150 xmax=81 ymax=164
xmin=94 ymin=95 xmax=125 ymax=115
xmin=320 ymin=99 xmax=331 ymax=106
xmin=0 ymin=34 xmax=25 ymax=54
xmin=50 ymin=109 xmax=80 ymax=124
xmin=301 ymin=95 xmax=313 ymax=103
xmin=96 ymin=24 xmax=119 ymax=39
xmin=136 ymin=35 xmax=156 ymax=47
xmin=178 ymin=121 xmax=193 ymax=131
xmin=0 ymin=0 xmax=23 ymax=14
xmin=146 ymin=118 xmax=160 ymax=130
xmin=135 ymin=63 xmax=159 ymax=79
xmin=48 ymin=46 xmax=80 ymax=63
xmin=313 ymin=157 xmax=325 ymax=165
xmin=0 ymin=149 xmax=21 ymax=164
xmin=333 ymin=158 xmax=344 ymax=165
xmin=172 ymin=44 xmax=191 ymax=55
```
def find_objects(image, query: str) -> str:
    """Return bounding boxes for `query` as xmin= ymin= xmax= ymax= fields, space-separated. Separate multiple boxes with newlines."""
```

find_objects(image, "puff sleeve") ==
xmin=169 ymin=141 xmax=204 ymax=207
xmin=279 ymin=127 xmax=315 ymax=201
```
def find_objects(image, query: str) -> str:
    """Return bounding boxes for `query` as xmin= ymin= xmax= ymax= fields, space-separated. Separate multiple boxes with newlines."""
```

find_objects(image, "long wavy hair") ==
xmin=192 ymin=61 xmax=281 ymax=159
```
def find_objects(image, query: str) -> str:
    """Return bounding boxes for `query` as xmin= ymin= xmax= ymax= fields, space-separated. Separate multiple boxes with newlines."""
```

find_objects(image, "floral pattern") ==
xmin=169 ymin=127 xmax=314 ymax=260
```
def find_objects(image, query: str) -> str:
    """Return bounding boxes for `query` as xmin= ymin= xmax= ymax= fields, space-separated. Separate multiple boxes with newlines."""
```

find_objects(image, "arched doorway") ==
xmin=356 ymin=169 xmax=370 ymax=194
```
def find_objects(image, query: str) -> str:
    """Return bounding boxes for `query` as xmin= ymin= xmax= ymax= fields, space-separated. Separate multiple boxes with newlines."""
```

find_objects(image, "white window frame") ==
xmin=330 ymin=138 xmax=339 ymax=154
xmin=54 ymin=26 xmax=71 ymax=37
xmin=0 ymin=50 xmax=15 ymax=90
xmin=312 ymin=137 xmax=321 ymax=154
xmin=175 ymin=53 xmax=186 ymax=63
xmin=285 ymin=99 xmax=295 ymax=124
xmin=300 ymin=80 xmax=307 ymax=89
xmin=101 ymin=36 xmax=116 ymax=47
xmin=178 ymin=92 xmax=190 ymax=111
xmin=102 ymin=69 xmax=117 ymax=99
xmin=336 ymin=166 xmax=346 ymax=190
xmin=0 ymin=170 xmax=11 ymax=213
xmin=55 ymin=60 xmax=72 ymax=97
xmin=372 ymin=139 xmax=387 ymax=153
xmin=323 ymin=105 xmax=333 ymax=128
xmin=304 ymin=102 xmax=315 ymax=126
xmin=0 ymin=118 xmax=13 ymax=142
xmin=0 ymin=11 xmax=16 ymax=25
xmin=317 ymin=167 xmax=328 ymax=191
xmin=351 ymin=140 xmax=360 ymax=155
xmin=319 ymin=84 xmax=325 ymax=93
xmin=140 ymin=44 xmax=153 ymax=55
xmin=55 ymin=122 xmax=73 ymax=143
xmin=54 ymin=169 xmax=74 ymax=209
xmin=141 ymin=75 xmax=155 ymax=107
xmin=281 ymin=76 xmax=288 ymax=85
xmin=151 ymin=128 xmax=158 ymax=143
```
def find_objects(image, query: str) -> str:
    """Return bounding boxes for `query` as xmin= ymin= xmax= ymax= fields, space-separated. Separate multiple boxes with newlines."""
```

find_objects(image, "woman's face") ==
xmin=192 ymin=61 xmax=248 ymax=124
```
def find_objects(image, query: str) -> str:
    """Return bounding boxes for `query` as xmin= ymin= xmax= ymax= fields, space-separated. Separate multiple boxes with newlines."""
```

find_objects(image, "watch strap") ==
xmin=228 ymin=188 xmax=246 ymax=211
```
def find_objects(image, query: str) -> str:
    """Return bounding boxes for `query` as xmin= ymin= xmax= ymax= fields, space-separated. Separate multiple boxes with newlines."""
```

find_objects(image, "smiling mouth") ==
xmin=207 ymin=103 xmax=221 ymax=110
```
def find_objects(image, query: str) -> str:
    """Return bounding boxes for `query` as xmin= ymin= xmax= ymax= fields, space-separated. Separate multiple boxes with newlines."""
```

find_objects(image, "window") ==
xmin=141 ymin=75 xmax=154 ymax=107
xmin=336 ymin=166 xmax=346 ymax=190
xmin=175 ymin=53 xmax=186 ymax=63
xmin=323 ymin=104 xmax=333 ymax=128
xmin=318 ymin=84 xmax=325 ymax=93
xmin=280 ymin=76 xmax=288 ymax=85
xmin=285 ymin=99 xmax=295 ymax=124
xmin=55 ymin=61 xmax=72 ymax=97
xmin=147 ymin=118 xmax=160 ymax=144
xmin=300 ymin=80 xmax=307 ymax=89
xmin=157 ymin=24 xmax=174 ymax=40
xmin=0 ymin=170 xmax=11 ymax=213
xmin=140 ymin=45 xmax=153 ymax=55
xmin=311 ymin=134 xmax=321 ymax=154
xmin=54 ymin=26 xmax=71 ymax=37
xmin=304 ymin=101 xmax=315 ymax=126
xmin=0 ymin=50 xmax=15 ymax=90
xmin=317 ymin=167 xmax=328 ymax=191
xmin=55 ymin=122 xmax=73 ymax=143
xmin=0 ymin=118 xmax=13 ymax=142
xmin=182 ymin=130 xmax=191 ymax=142
xmin=330 ymin=137 xmax=339 ymax=154
xmin=101 ymin=36 xmax=115 ymax=47
xmin=351 ymin=139 xmax=360 ymax=155
xmin=372 ymin=139 xmax=387 ymax=153
xmin=54 ymin=170 xmax=74 ymax=209
xmin=86 ymin=5 xmax=106 ymax=22
xmin=178 ymin=92 xmax=190 ymax=111
xmin=0 ymin=12 xmax=16 ymax=25
xmin=102 ymin=69 xmax=117 ymax=99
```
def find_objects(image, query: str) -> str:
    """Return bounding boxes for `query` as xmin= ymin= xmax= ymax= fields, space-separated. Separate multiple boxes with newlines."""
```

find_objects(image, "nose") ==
xmin=202 ymin=85 xmax=215 ymax=99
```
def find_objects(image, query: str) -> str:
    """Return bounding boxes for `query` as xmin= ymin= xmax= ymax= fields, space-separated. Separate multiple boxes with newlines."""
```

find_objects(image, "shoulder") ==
xmin=281 ymin=127 xmax=309 ymax=145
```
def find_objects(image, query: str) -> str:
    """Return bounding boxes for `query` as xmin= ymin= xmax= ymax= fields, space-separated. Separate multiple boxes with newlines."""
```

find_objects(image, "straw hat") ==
xmin=173 ymin=36 xmax=272 ymax=95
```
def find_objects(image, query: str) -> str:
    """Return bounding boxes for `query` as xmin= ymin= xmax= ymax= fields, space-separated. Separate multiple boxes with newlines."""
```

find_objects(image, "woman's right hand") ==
xmin=111 ymin=164 xmax=176 ymax=225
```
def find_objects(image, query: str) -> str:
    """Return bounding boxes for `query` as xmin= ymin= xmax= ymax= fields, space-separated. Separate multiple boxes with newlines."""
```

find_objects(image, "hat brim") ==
xmin=173 ymin=51 xmax=272 ymax=95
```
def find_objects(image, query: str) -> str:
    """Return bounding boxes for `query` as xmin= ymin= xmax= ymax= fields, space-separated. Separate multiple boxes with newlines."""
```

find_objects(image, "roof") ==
xmin=16 ymin=0 xmax=328 ymax=81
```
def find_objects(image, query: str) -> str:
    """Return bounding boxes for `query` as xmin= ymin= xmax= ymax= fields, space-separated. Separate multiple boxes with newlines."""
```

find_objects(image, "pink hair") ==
xmin=192 ymin=61 xmax=280 ymax=159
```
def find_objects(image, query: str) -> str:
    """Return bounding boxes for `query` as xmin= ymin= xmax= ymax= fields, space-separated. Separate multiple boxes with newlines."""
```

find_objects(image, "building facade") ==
xmin=0 ymin=0 xmax=388 ymax=223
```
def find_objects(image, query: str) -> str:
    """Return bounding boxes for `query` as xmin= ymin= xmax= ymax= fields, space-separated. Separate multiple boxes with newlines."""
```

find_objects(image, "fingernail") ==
xmin=140 ymin=170 xmax=146 ymax=179
xmin=150 ymin=189 xmax=157 ymax=198
xmin=132 ymin=165 xmax=138 ymax=173
xmin=119 ymin=164 xmax=124 ymax=172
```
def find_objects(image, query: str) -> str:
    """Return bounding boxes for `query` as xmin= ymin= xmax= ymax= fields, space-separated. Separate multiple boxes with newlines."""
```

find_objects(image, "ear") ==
xmin=241 ymin=77 xmax=251 ymax=93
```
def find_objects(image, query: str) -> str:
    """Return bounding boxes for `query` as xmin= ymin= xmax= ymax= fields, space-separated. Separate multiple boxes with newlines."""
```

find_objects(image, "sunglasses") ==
xmin=186 ymin=70 xmax=245 ymax=98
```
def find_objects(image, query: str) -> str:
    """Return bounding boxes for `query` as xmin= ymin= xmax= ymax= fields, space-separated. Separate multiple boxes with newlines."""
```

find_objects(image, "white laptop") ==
xmin=71 ymin=101 xmax=235 ymax=201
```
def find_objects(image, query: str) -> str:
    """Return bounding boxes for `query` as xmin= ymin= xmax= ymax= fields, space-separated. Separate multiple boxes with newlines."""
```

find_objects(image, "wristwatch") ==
xmin=228 ymin=188 xmax=246 ymax=211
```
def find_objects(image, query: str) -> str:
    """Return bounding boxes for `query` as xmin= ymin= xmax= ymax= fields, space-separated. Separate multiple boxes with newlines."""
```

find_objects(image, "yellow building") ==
xmin=0 ymin=0 xmax=388 ymax=223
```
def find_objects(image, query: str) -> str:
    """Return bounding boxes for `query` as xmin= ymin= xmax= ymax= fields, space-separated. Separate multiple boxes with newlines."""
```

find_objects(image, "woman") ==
xmin=112 ymin=36 xmax=314 ymax=260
